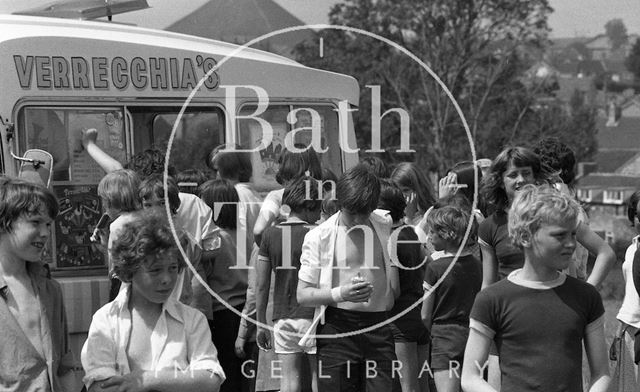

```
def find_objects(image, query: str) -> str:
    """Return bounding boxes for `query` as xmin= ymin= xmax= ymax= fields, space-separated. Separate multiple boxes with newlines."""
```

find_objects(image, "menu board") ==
xmin=53 ymin=185 xmax=105 ymax=269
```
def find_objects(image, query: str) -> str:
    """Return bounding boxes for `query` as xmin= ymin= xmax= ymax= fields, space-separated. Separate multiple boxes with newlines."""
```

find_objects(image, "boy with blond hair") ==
xmin=462 ymin=185 xmax=610 ymax=392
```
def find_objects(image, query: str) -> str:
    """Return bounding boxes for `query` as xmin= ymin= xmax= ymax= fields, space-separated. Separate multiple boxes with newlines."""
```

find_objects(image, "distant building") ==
xmin=575 ymin=99 xmax=640 ymax=247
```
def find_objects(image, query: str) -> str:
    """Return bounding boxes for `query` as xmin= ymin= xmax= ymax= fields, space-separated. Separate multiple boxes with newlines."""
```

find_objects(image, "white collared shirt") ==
xmin=81 ymin=284 xmax=225 ymax=388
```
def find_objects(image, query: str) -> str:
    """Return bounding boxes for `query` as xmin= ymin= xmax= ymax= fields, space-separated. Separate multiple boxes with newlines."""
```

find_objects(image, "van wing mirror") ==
xmin=14 ymin=149 xmax=54 ymax=188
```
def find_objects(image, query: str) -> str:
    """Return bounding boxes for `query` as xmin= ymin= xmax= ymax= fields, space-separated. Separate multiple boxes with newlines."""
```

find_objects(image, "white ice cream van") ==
xmin=0 ymin=14 xmax=360 ymax=375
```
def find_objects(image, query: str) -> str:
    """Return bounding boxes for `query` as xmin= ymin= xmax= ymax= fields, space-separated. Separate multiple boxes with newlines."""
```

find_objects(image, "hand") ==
xmin=235 ymin=336 xmax=247 ymax=358
xmin=82 ymin=128 xmax=99 ymax=149
xmin=91 ymin=228 xmax=109 ymax=255
xmin=100 ymin=370 xmax=144 ymax=392
xmin=256 ymin=327 xmax=272 ymax=351
xmin=341 ymin=281 xmax=373 ymax=303
xmin=438 ymin=172 xmax=458 ymax=199
xmin=404 ymin=191 xmax=418 ymax=221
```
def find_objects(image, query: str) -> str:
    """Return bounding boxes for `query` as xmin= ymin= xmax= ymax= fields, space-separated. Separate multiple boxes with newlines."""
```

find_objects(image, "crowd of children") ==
xmin=3 ymin=135 xmax=635 ymax=392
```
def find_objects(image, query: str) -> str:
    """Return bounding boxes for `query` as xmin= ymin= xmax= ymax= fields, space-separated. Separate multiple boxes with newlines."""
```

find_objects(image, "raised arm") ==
xmin=81 ymin=128 xmax=124 ymax=173
xmin=577 ymin=222 xmax=616 ymax=287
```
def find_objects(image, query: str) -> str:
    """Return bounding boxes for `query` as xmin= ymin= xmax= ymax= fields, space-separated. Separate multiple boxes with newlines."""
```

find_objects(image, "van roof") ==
xmin=0 ymin=14 xmax=359 ymax=104
xmin=0 ymin=14 xmax=298 ymax=64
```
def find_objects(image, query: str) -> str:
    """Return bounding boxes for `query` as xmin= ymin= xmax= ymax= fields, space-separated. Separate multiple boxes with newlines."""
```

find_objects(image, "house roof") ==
xmin=603 ymin=59 xmax=632 ymax=74
xmin=595 ymin=150 xmax=639 ymax=173
xmin=577 ymin=173 xmax=640 ymax=188
xmin=577 ymin=59 xmax=605 ymax=75
xmin=551 ymin=37 xmax=590 ymax=49
xmin=585 ymin=35 xmax=611 ymax=50
xmin=597 ymin=115 xmax=640 ymax=150
xmin=164 ymin=0 xmax=313 ymax=55
xmin=554 ymin=76 xmax=594 ymax=102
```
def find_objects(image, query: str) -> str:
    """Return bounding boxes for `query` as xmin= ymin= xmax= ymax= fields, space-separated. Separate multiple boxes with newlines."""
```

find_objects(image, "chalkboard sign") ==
xmin=53 ymin=184 xmax=106 ymax=269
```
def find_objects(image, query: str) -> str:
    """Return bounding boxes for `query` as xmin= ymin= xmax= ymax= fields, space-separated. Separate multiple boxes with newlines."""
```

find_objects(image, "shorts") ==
xmin=388 ymin=316 xmax=430 ymax=345
xmin=274 ymin=318 xmax=317 ymax=355
xmin=430 ymin=323 xmax=469 ymax=371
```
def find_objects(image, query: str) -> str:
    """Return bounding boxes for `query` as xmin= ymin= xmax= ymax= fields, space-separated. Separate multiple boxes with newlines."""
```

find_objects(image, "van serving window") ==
xmin=237 ymin=104 xmax=342 ymax=193
xmin=128 ymin=107 xmax=224 ymax=177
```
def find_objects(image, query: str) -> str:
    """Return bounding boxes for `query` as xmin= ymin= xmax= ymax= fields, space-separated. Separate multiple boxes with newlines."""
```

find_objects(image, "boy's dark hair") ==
xmin=377 ymin=178 xmax=406 ymax=222
xmin=283 ymin=177 xmax=322 ymax=214
xmin=209 ymin=145 xmax=253 ymax=183
xmin=275 ymin=146 xmax=323 ymax=185
xmin=321 ymin=192 xmax=339 ymax=217
xmin=124 ymin=148 xmax=176 ymax=179
xmin=97 ymin=169 xmax=141 ymax=213
xmin=199 ymin=179 xmax=239 ymax=230
xmin=322 ymin=167 xmax=338 ymax=199
xmin=360 ymin=154 xmax=390 ymax=178
xmin=435 ymin=193 xmax=473 ymax=215
xmin=627 ymin=190 xmax=640 ymax=225
xmin=534 ymin=137 xmax=576 ymax=187
xmin=336 ymin=164 xmax=380 ymax=215
xmin=426 ymin=205 xmax=474 ymax=245
xmin=110 ymin=208 xmax=185 ymax=282
xmin=176 ymin=169 xmax=208 ymax=195
xmin=138 ymin=174 xmax=181 ymax=214
xmin=0 ymin=176 xmax=59 ymax=233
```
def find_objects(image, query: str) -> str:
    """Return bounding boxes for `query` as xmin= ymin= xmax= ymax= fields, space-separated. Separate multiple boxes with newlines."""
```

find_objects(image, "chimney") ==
xmin=605 ymin=98 xmax=621 ymax=127
xmin=577 ymin=162 xmax=597 ymax=179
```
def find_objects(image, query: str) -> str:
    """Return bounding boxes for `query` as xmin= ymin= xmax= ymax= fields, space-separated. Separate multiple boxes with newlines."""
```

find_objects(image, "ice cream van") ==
xmin=0 ymin=14 xmax=360 ymax=374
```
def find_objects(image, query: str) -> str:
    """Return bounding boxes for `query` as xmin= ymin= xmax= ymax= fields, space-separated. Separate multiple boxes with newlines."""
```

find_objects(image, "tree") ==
xmin=294 ymin=0 xmax=594 ymax=174
xmin=513 ymin=89 xmax=597 ymax=164
xmin=605 ymin=18 xmax=628 ymax=50
xmin=626 ymin=38 xmax=640 ymax=79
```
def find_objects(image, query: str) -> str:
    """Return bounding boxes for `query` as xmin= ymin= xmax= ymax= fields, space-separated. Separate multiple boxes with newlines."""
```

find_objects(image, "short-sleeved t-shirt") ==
xmin=424 ymin=253 xmax=482 ymax=325
xmin=389 ymin=226 xmax=425 ymax=321
xmin=259 ymin=221 xmax=315 ymax=321
xmin=470 ymin=271 xmax=605 ymax=392
xmin=477 ymin=211 xmax=524 ymax=279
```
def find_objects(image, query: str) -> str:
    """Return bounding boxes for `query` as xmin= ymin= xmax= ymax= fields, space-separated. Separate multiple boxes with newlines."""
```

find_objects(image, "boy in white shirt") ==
xmin=81 ymin=208 xmax=225 ymax=392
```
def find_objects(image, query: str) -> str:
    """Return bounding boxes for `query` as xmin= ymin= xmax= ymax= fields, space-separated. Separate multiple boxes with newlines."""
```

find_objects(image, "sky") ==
xmin=547 ymin=0 xmax=640 ymax=37
xmin=271 ymin=0 xmax=640 ymax=38
xmin=0 ymin=0 xmax=638 ymax=39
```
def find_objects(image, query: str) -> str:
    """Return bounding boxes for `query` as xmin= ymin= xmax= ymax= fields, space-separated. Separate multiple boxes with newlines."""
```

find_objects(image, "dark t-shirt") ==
xmin=470 ymin=274 xmax=605 ymax=392
xmin=259 ymin=221 xmax=315 ymax=321
xmin=424 ymin=254 xmax=482 ymax=325
xmin=478 ymin=211 xmax=524 ymax=279
xmin=389 ymin=226 xmax=425 ymax=320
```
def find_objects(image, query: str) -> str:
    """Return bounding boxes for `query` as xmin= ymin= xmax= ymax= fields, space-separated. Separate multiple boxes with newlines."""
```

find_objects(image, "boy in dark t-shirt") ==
xmin=422 ymin=205 xmax=482 ymax=392
xmin=256 ymin=176 xmax=321 ymax=392
xmin=462 ymin=185 xmax=610 ymax=392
